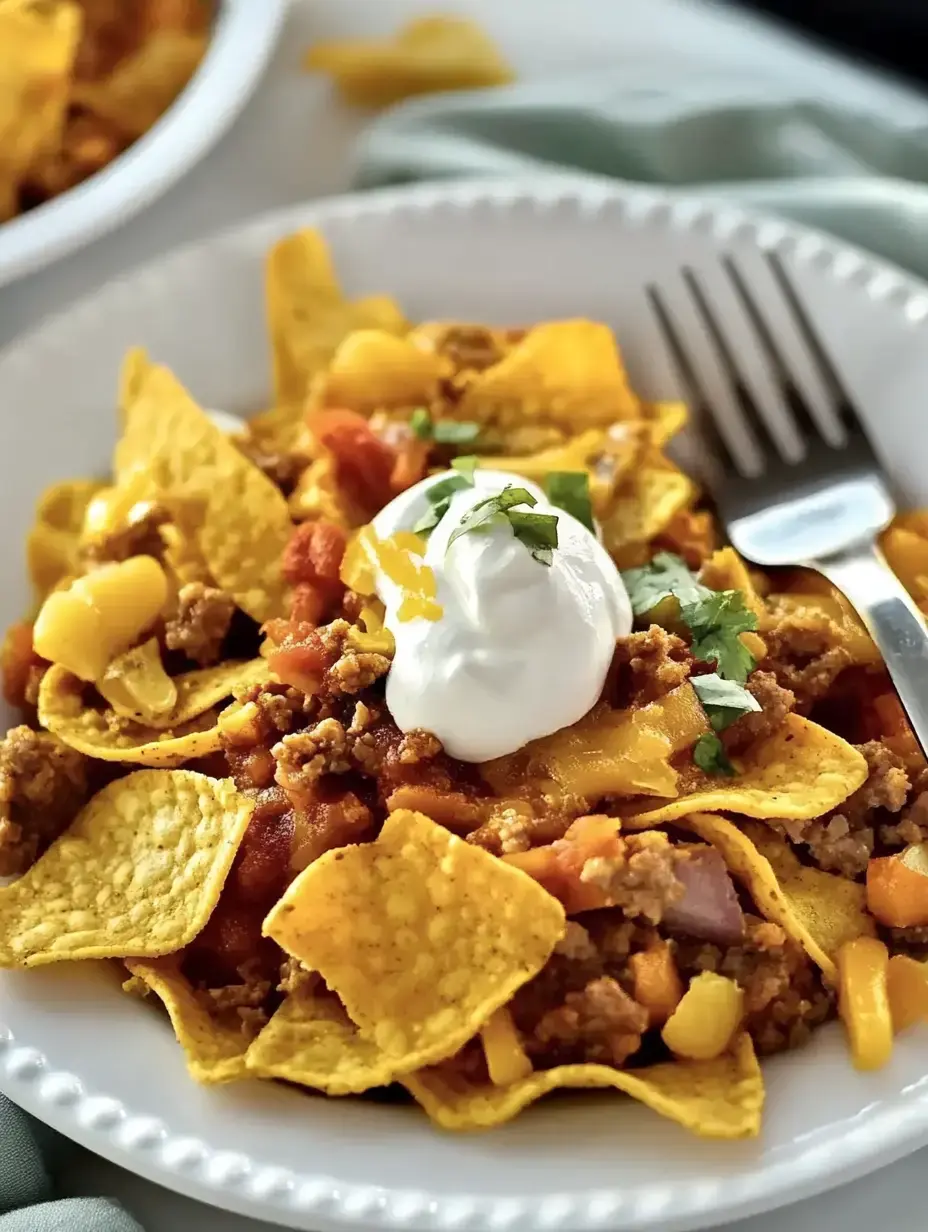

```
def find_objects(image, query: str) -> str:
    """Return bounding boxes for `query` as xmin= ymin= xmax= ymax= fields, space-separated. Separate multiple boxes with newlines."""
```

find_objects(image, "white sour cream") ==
xmin=371 ymin=469 xmax=632 ymax=762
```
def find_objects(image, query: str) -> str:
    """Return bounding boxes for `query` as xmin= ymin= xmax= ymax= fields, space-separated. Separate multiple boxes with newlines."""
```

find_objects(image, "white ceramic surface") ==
xmin=1 ymin=180 xmax=928 ymax=1232
xmin=0 ymin=0 xmax=287 ymax=287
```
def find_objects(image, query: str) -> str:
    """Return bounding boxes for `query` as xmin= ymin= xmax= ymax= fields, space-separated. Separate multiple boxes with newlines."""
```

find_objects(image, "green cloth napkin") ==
xmin=354 ymin=47 xmax=928 ymax=281
xmin=0 ymin=1097 xmax=142 ymax=1232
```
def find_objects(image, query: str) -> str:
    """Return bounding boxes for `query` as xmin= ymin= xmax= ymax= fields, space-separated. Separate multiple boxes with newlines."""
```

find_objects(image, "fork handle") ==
xmin=815 ymin=541 xmax=928 ymax=758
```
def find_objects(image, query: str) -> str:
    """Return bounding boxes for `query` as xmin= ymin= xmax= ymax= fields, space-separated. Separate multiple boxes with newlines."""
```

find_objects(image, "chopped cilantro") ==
xmin=447 ymin=485 xmax=559 ymax=566
xmin=621 ymin=551 xmax=710 ymax=616
xmin=682 ymin=590 xmax=758 ymax=684
xmin=545 ymin=471 xmax=595 ymax=533
xmin=691 ymin=673 xmax=761 ymax=732
xmin=451 ymin=454 xmax=479 ymax=480
xmin=412 ymin=462 xmax=478 ymax=536
xmin=410 ymin=408 xmax=481 ymax=445
xmin=693 ymin=732 xmax=736 ymax=777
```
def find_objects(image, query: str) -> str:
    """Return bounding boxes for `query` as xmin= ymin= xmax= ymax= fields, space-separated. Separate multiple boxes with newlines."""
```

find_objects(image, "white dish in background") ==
xmin=1 ymin=180 xmax=928 ymax=1232
xmin=0 ymin=0 xmax=287 ymax=287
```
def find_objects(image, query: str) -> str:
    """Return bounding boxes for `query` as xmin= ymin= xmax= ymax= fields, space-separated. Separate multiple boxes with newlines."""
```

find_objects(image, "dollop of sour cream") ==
xmin=371 ymin=469 xmax=632 ymax=762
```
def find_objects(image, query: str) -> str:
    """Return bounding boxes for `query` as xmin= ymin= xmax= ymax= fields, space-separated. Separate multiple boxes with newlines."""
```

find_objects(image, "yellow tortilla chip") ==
xmin=882 ymin=526 xmax=928 ymax=611
xmin=602 ymin=455 xmax=696 ymax=561
xmin=245 ymin=403 xmax=312 ymax=462
xmin=663 ymin=813 xmax=873 ymax=983
xmin=624 ymin=715 xmax=868 ymax=825
xmin=0 ymin=0 xmax=82 ymax=221
xmin=247 ymin=991 xmax=403 ymax=1095
xmin=404 ymin=1033 xmax=762 ymax=1139
xmin=27 ymin=479 xmax=105 ymax=599
xmin=0 ymin=770 xmax=253 ymax=967
xmin=458 ymin=320 xmax=640 ymax=431
xmin=305 ymin=16 xmax=514 ymax=109
xmin=264 ymin=809 xmax=565 ymax=1070
xmin=38 ymin=659 xmax=269 ymax=765
xmin=700 ymin=547 xmax=766 ymax=619
xmin=643 ymin=400 xmax=688 ymax=447
xmin=317 ymin=330 xmax=444 ymax=415
xmin=114 ymin=352 xmax=293 ymax=622
xmin=126 ymin=958 xmax=250 ymax=1084
xmin=73 ymin=30 xmax=206 ymax=138
xmin=267 ymin=228 xmax=407 ymax=407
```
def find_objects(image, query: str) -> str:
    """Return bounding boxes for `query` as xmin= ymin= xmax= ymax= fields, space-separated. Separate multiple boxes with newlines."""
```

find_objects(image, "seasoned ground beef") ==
xmin=610 ymin=626 xmax=691 ymax=708
xmin=165 ymin=582 xmax=235 ymax=666
xmin=579 ymin=832 xmax=684 ymax=924
xmin=773 ymin=741 xmax=910 ymax=877
xmin=197 ymin=975 xmax=272 ymax=1039
xmin=721 ymin=671 xmax=795 ymax=755
xmin=881 ymin=789 xmax=928 ymax=848
xmin=532 ymin=976 xmax=649 ymax=1067
xmin=762 ymin=609 xmax=853 ymax=712
xmin=0 ymin=726 xmax=91 ymax=876
xmin=675 ymin=917 xmax=833 ymax=1055
xmin=81 ymin=501 xmax=169 ymax=565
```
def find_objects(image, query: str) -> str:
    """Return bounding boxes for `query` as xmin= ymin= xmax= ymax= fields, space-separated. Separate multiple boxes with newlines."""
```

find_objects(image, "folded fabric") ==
xmin=355 ymin=34 xmax=928 ymax=280
xmin=0 ymin=1096 xmax=142 ymax=1232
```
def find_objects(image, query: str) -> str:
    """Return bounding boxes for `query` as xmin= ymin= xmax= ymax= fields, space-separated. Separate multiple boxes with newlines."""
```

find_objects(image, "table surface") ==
xmin=4 ymin=0 xmax=925 ymax=1228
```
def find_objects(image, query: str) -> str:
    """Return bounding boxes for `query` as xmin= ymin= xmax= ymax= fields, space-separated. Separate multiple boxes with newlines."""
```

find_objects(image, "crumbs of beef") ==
xmin=722 ymin=671 xmax=795 ymax=755
xmin=772 ymin=740 xmax=910 ymax=877
xmin=165 ymin=582 xmax=235 ymax=666
xmin=609 ymin=626 xmax=691 ymax=708
xmin=580 ymin=832 xmax=685 ymax=924
xmin=81 ymin=501 xmax=170 ymax=565
xmin=0 ymin=726 xmax=91 ymax=876
xmin=197 ymin=975 xmax=273 ymax=1039
xmin=532 ymin=976 xmax=649 ymax=1067
xmin=675 ymin=917 xmax=833 ymax=1055
xmin=762 ymin=608 xmax=853 ymax=712
xmin=267 ymin=617 xmax=390 ymax=699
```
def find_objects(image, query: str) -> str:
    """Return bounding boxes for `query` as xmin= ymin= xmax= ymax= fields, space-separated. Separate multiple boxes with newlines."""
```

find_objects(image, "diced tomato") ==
xmin=309 ymin=409 xmax=396 ymax=512
xmin=289 ymin=582 xmax=327 ymax=626
xmin=265 ymin=620 xmax=340 ymax=695
xmin=390 ymin=438 xmax=430 ymax=493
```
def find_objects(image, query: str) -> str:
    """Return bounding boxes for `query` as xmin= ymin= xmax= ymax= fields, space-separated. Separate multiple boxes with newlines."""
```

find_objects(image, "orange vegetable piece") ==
xmin=837 ymin=936 xmax=893 ymax=1071
xmin=630 ymin=943 xmax=684 ymax=1026
xmin=866 ymin=844 xmax=928 ymax=928
xmin=481 ymin=1007 xmax=533 ymax=1086
xmin=887 ymin=954 xmax=928 ymax=1033
xmin=309 ymin=408 xmax=397 ymax=514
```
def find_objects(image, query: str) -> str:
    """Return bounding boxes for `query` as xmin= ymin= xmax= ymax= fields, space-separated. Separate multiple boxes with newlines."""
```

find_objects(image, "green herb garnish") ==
xmin=412 ymin=461 xmax=478 ymax=536
xmin=410 ymin=408 xmax=481 ymax=446
xmin=447 ymin=485 xmax=559 ymax=566
xmin=692 ymin=732 xmax=736 ymax=777
xmin=691 ymin=673 xmax=761 ymax=732
xmin=681 ymin=590 xmax=758 ymax=685
xmin=545 ymin=471 xmax=595 ymax=533
xmin=621 ymin=551 xmax=710 ymax=616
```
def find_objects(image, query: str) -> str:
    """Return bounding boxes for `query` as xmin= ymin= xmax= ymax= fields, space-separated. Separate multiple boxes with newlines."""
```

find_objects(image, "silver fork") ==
xmin=647 ymin=252 xmax=928 ymax=756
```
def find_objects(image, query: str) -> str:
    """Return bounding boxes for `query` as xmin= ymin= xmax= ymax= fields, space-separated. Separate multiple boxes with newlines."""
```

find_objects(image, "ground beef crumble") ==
xmin=579 ymin=832 xmax=685 ymax=924
xmin=81 ymin=501 xmax=170 ymax=565
xmin=721 ymin=671 xmax=795 ymax=754
xmin=165 ymin=582 xmax=235 ymax=666
xmin=762 ymin=608 xmax=853 ymax=712
xmin=772 ymin=740 xmax=911 ymax=877
xmin=609 ymin=626 xmax=691 ymax=707
xmin=532 ymin=976 xmax=649 ymax=1067
xmin=0 ymin=726 xmax=91 ymax=876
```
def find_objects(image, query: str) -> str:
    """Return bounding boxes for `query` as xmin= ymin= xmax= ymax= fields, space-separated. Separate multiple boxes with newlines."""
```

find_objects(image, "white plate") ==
xmin=2 ymin=180 xmax=928 ymax=1232
xmin=0 ymin=0 xmax=287 ymax=287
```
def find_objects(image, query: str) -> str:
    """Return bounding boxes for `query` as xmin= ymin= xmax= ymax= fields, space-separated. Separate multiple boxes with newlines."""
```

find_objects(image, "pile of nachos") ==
xmin=3 ymin=226 xmax=928 ymax=1140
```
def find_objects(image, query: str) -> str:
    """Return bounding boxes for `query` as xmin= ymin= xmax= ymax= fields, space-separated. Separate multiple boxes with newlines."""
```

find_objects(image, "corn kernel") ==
xmin=34 ymin=556 xmax=169 ymax=682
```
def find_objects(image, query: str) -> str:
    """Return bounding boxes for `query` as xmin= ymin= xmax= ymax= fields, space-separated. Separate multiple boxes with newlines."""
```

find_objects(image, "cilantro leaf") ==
xmin=410 ymin=408 xmax=481 ymax=445
xmin=412 ymin=463 xmax=478 ymax=536
xmin=409 ymin=407 xmax=433 ymax=440
xmin=451 ymin=454 xmax=479 ymax=480
xmin=621 ymin=552 xmax=710 ymax=617
xmin=693 ymin=732 xmax=736 ymax=777
xmin=691 ymin=673 xmax=761 ymax=732
xmin=545 ymin=471 xmax=595 ymax=533
xmin=447 ymin=485 xmax=559 ymax=566
xmin=682 ymin=590 xmax=758 ymax=684
xmin=509 ymin=510 xmax=559 ymax=565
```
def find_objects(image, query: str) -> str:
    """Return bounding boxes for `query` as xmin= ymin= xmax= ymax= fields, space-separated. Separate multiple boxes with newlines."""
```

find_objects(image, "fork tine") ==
xmin=680 ymin=266 xmax=802 ymax=467
xmin=645 ymin=284 xmax=738 ymax=480
xmin=765 ymin=251 xmax=862 ymax=437
xmin=721 ymin=256 xmax=834 ymax=447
